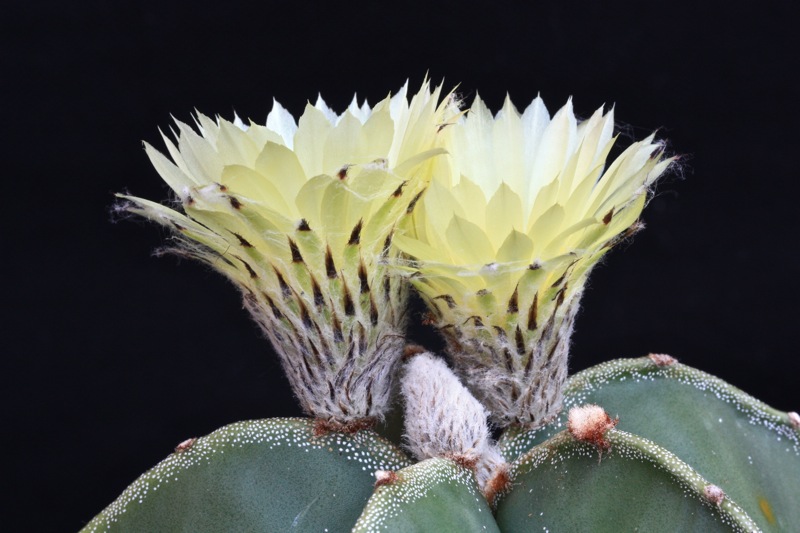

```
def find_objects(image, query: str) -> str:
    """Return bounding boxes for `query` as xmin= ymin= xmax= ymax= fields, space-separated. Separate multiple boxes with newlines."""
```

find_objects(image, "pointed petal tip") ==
xmin=270 ymin=97 xmax=284 ymax=112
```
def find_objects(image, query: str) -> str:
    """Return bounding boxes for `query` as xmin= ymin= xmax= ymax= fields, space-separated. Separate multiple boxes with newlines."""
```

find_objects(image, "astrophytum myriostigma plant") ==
xmin=121 ymin=82 xmax=459 ymax=426
xmin=87 ymin=83 xmax=799 ymax=533
xmin=395 ymin=95 xmax=673 ymax=428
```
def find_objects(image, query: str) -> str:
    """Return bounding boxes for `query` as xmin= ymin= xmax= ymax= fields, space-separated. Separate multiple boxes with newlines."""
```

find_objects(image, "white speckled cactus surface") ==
xmin=84 ymin=82 xmax=799 ymax=533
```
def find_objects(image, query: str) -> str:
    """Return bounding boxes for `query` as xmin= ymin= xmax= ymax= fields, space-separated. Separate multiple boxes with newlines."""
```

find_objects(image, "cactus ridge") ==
xmin=566 ymin=357 xmax=798 ymax=433
xmin=494 ymin=429 xmax=761 ymax=532
xmin=352 ymin=457 xmax=500 ymax=533
xmin=81 ymin=418 xmax=410 ymax=532
xmin=498 ymin=356 xmax=800 ymax=532
xmin=499 ymin=356 xmax=800 ymax=461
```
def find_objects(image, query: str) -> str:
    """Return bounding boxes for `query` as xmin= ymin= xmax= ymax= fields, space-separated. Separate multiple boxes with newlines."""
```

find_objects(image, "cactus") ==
xmin=86 ymin=83 xmax=799 ymax=532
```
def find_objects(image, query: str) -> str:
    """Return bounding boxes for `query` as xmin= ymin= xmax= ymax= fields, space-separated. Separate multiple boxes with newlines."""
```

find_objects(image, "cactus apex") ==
xmin=648 ymin=353 xmax=677 ymax=367
xmin=567 ymin=404 xmax=618 ymax=451
xmin=703 ymin=484 xmax=725 ymax=506
xmin=789 ymin=411 xmax=800 ymax=430
xmin=374 ymin=470 xmax=399 ymax=488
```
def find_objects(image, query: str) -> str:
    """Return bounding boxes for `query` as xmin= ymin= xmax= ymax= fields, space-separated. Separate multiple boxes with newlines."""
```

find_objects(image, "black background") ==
xmin=5 ymin=1 xmax=800 ymax=531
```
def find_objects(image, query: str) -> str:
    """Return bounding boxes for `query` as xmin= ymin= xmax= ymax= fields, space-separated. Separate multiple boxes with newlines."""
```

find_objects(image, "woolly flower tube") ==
xmin=395 ymin=95 xmax=673 ymax=428
xmin=123 ymin=82 xmax=458 ymax=424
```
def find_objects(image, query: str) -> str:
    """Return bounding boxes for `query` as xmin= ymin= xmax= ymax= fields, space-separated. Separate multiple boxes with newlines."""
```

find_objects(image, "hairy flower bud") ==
xmin=401 ymin=352 xmax=503 ymax=487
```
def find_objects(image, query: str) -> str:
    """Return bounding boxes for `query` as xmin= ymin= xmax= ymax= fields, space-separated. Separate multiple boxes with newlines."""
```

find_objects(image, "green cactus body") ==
xmin=81 ymin=419 xmax=410 ymax=532
xmin=494 ymin=430 xmax=759 ymax=532
xmin=83 ymin=359 xmax=800 ymax=532
xmin=352 ymin=458 xmax=500 ymax=533
xmin=498 ymin=356 xmax=800 ymax=532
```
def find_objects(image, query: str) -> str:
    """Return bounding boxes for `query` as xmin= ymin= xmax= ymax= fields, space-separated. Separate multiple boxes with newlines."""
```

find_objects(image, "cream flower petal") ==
xmin=265 ymin=99 xmax=298 ymax=148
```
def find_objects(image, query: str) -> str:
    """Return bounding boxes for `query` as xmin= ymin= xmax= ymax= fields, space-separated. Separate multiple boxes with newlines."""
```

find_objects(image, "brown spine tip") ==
xmin=313 ymin=417 xmax=377 ymax=437
xmin=391 ymin=181 xmax=407 ymax=197
xmin=648 ymin=353 xmax=678 ymax=367
xmin=228 ymin=195 xmax=242 ymax=209
xmin=567 ymin=404 xmax=618 ymax=451
xmin=527 ymin=292 xmax=539 ymax=331
xmin=381 ymin=230 xmax=394 ymax=257
xmin=406 ymin=189 xmax=425 ymax=214
xmin=507 ymin=286 xmax=519 ymax=314
xmin=174 ymin=437 xmax=197 ymax=453
xmin=231 ymin=232 xmax=253 ymax=248
xmin=788 ymin=411 xmax=800 ymax=430
xmin=703 ymin=484 xmax=725 ymax=506
xmin=325 ymin=246 xmax=337 ymax=279
xmin=553 ymin=285 xmax=567 ymax=308
xmin=483 ymin=464 xmax=511 ymax=507
xmin=650 ymin=145 xmax=666 ymax=158
xmin=358 ymin=260 xmax=370 ymax=293
xmin=272 ymin=266 xmax=292 ymax=297
xmin=331 ymin=313 xmax=344 ymax=342
xmin=514 ymin=325 xmax=525 ymax=355
xmin=297 ymin=219 xmax=311 ymax=231
xmin=403 ymin=344 xmax=427 ymax=359
xmin=443 ymin=451 xmax=479 ymax=471
xmin=374 ymin=470 xmax=399 ymax=488
xmin=337 ymin=164 xmax=352 ymax=180
xmin=239 ymin=259 xmax=258 ymax=279
xmin=550 ymin=262 xmax=575 ymax=289
xmin=264 ymin=293 xmax=283 ymax=319
xmin=288 ymin=238 xmax=303 ymax=263
xmin=310 ymin=275 xmax=325 ymax=307
xmin=348 ymin=219 xmax=363 ymax=245
xmin=298 ymin=299 xmax=313 ymax=328
xmin=602 ymin=208 xmax=614 ymax=225
xmin=342 ymin=281 xmax=355 ymax=316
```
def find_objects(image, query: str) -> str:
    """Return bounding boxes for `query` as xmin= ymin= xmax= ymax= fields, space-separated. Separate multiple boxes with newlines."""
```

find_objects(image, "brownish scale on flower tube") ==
xmin=348 ymin=219 xmax=363 ymax=245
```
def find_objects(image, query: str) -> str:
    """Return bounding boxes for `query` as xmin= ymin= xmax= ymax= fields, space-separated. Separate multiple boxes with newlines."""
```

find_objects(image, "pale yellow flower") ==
xmin=123 ymin=82 xmax=458 ymax=423
xmin=395 ymin=94 xmax=673 ymax=427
